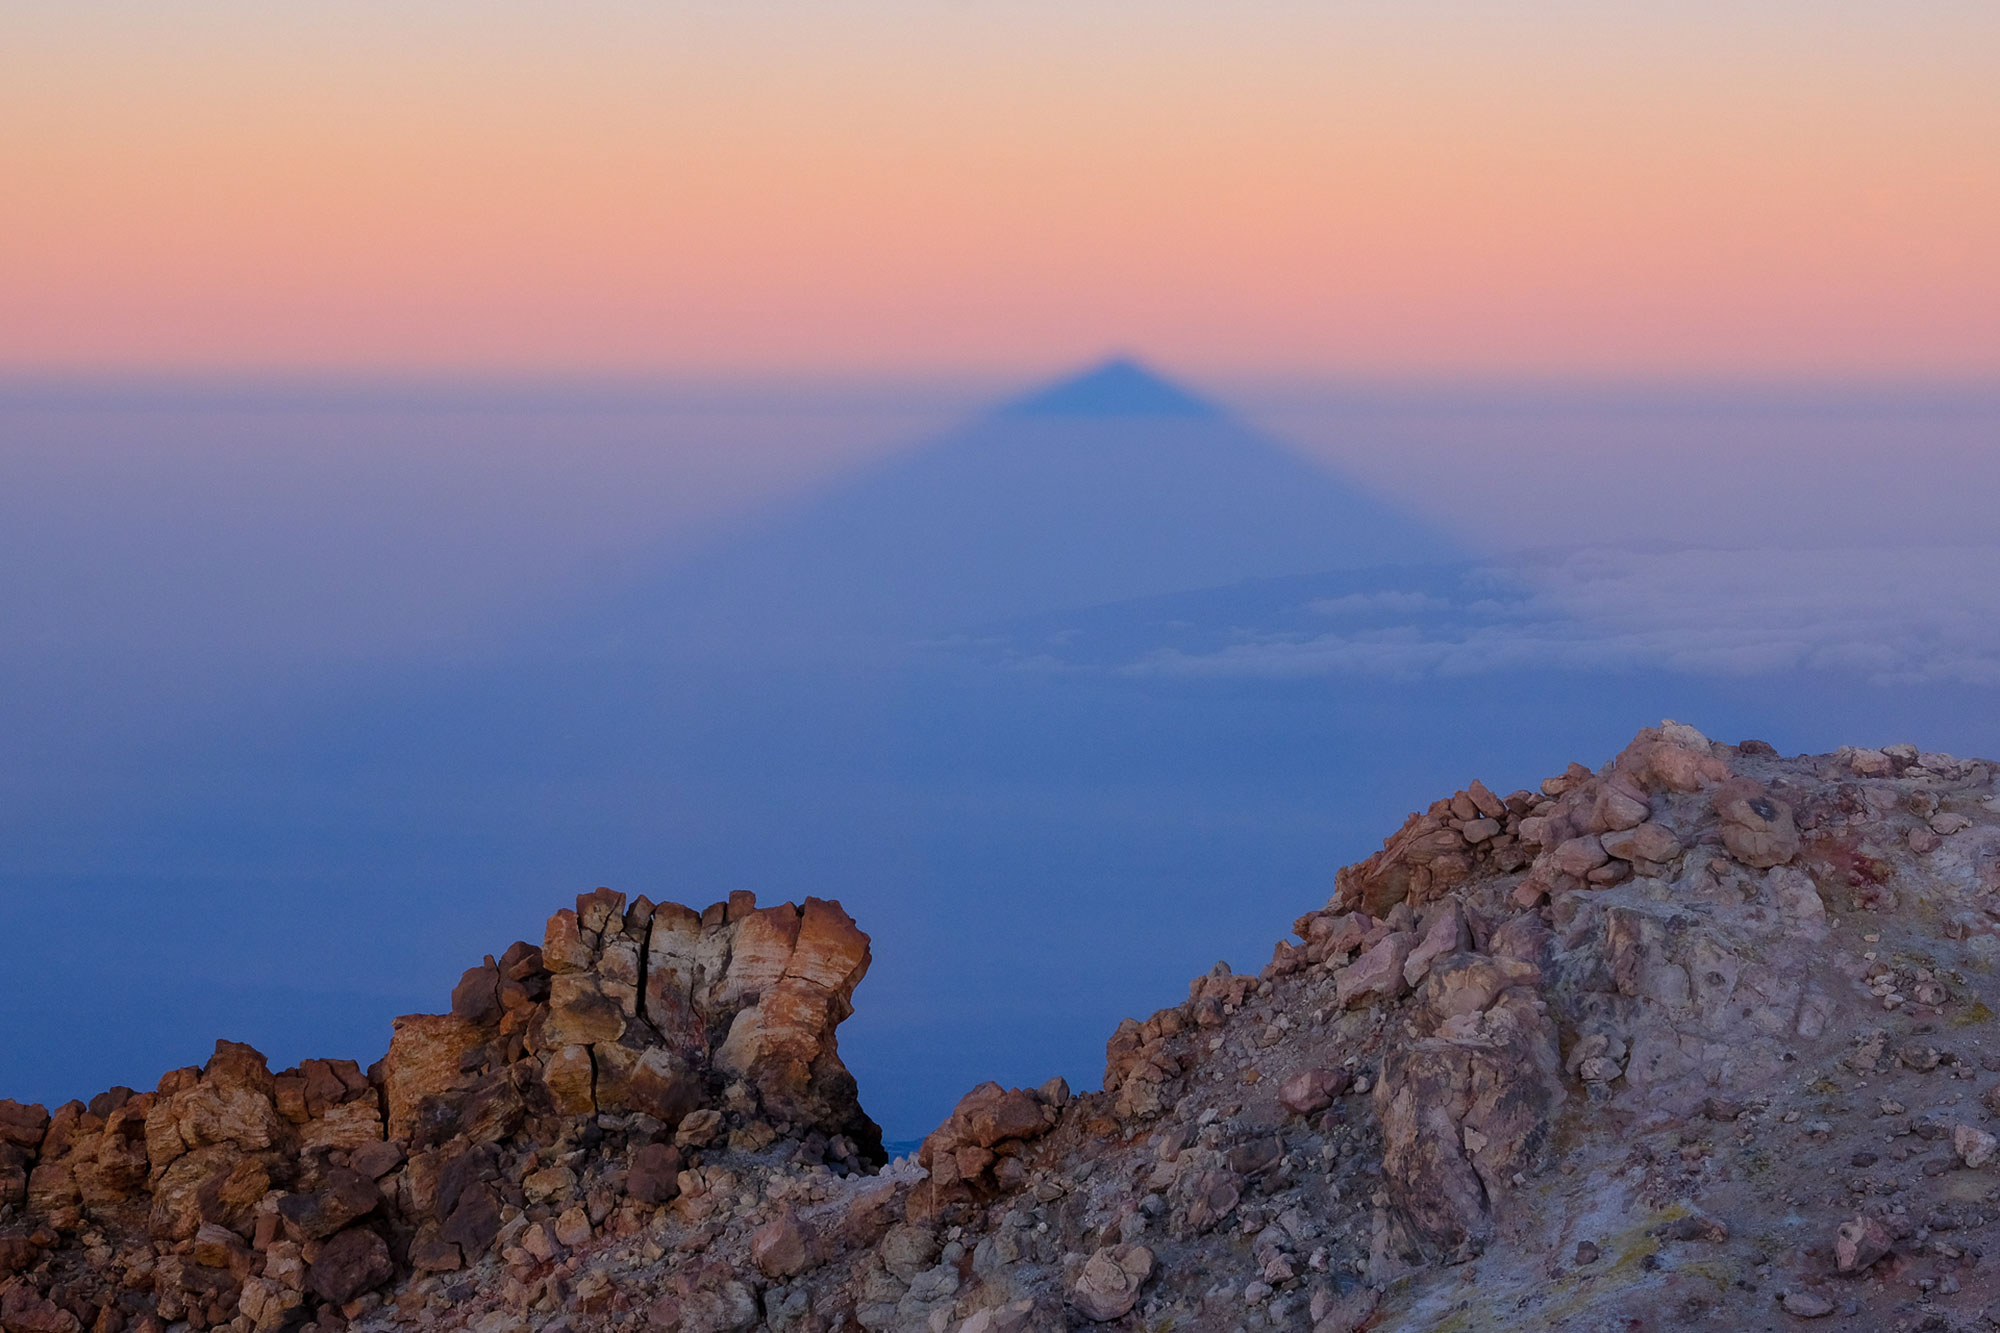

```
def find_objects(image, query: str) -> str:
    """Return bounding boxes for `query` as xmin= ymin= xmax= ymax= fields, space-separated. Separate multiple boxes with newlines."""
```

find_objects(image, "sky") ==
xmin=4 ymin=1 xmax=1999 ymax=379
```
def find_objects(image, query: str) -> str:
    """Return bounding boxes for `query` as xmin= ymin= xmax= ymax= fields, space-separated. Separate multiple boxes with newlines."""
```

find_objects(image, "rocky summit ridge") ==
xmin=8 ymin=725 xmax=2000 ymax=1332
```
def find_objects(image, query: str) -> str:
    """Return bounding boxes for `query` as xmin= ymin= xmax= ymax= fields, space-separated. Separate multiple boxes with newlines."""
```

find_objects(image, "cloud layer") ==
xmin=1098 ymin=546 xmax=2000 ymax=686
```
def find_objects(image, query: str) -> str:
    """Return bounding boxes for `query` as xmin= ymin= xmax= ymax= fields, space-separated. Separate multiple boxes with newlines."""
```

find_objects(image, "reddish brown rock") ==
xmin=142 ymin=1043 xmax=285 ymax=1180
xmin=1335 ymin=932 xmax=1415 ymax=1008
xmin=347 ymin=1140 xmax=402 ymax=1181
xmin=275 ymin=1168 xmax=379 ymax=1242
xmin=1423 ymin=954 xmax=1540 ymax=1021
xmin=147 ymin=1145 xmax=271 ymax=1241
xmin=1402 ymin=901 xmax=1469 ymax=988
xmin=542 ymin=908 xmax=592 ymax=974
xmin=0 ymin=1234 xmax=37 ymax=1278
xmin=1466 ymin=779 xmax=1506 ymax=819
xmin=0 ymin=886 xmax=895 ymax=1331
xmin=305 ymin=1227 xmax=392 ymax=1304
xmin=0 ymin=1152 xmax=26 ymax=1214
xmin=785 ymin=898 xmax=873 ymax=991
xmin=946 ymin=1083 xmax=1051 ymax=1148
xmin=919 ymin=1084 xmax=1051 ymax=1176
xmin=1307 ymin=912 xmax=1371 ymax=960
xmin=1070 ymin=1244 xmax=1154 ymax=1321
xmin=1834 ymin=1215 xmax=1892 ymax=1274
xmin=0 ymin=1281 xmax=82 ymax=1333
xmin=449 ymin=959 xmax=502 ymax=1025
xmin=1376 ymin=990 xmax=1564 ymax=1261
xmin=1616 ymin=722 xmax=1731 ymax=793
xmin=379 ymin=1015 xmax=486 ymax=1145
xmin=594 ymin=1044 xmax=698 ymax=1125
xmin=190 ymin=1221 xmax=252 ymax=1271
xmin=22 ymin=1160 xmax=74 ymax=1223
xmin=1588 ymin=783 xmax=1650 ymax=833
xmin=297 ymin=1100 xmax=381 ymax=1153
xmin=1277 ymin=1068 xmax=1350 ymax=1117
xmin=575 ymin=886 xmax=627 ymax=936
xmin=750 ymin=1213 xmax=817 ymax=1278
xmin=720 ymin=905 xmax=803 ymax=1007
xmin=1550 ymin=834 xmax=1609 ymax=879
xmin=1599 ymin=821 xmax=1683 ymax=865
xmin=625 ymin=1143 xmax=682 ymax=1206
xmin=26 ymin=726 xmax=1990 ymax=1332
xmin=543 ymin=973 xmax=628 ymax=1047
xmin=0 ymin=1104 xmax=47 ymax=1153
xmin=543 ymin=1045 xmax=597 ymax=1118
xmin=1714 ymin=778 xmax=1802 ymax=868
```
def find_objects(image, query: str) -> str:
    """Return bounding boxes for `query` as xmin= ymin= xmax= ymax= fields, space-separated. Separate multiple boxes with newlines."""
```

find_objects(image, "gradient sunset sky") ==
xmin=5 ymin=1 xmax=1997 ymax=379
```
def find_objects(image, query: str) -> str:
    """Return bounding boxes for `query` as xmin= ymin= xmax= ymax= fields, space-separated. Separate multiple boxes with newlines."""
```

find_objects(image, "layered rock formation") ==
xmin=10 ymin=724 xmax=2000 ymax=1331
xmin=0 ymin=890 xmax=879 ymax=1333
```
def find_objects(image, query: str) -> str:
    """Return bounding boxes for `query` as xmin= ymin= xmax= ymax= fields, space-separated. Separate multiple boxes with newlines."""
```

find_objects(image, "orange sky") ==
xmin=3 ymin=2 xmax=1997 ymax=378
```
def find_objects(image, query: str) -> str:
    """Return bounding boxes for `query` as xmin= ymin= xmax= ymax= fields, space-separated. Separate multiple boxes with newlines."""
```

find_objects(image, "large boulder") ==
xmin=306 ymin=1227 xmax=393 ymax=1304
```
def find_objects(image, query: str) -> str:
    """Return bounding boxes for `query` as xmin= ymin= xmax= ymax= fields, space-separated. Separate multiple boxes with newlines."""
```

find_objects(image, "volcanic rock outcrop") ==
xmin=0 ymin=890 xmax=879 ymax=1333
xmin=10 ymin=723 xmax=2000 ymax=1331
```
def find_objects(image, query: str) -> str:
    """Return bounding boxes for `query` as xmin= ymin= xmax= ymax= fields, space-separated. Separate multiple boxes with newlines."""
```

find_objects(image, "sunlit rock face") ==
xmin=0 ymin=889 xmax=879 ymax=1333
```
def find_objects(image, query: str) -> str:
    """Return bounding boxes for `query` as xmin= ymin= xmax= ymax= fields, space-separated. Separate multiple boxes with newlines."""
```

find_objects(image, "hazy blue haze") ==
xmin=2 ymin=365 xmax=1995 ymax=1138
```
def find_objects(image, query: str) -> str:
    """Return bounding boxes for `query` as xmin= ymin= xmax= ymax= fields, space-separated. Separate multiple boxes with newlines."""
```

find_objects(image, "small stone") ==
xmin=626 ymin=1143 xmax=682 ymax=1206
xmin=1657 ymin=1212 xmax=1728 ymax=1244
xmin=276 ymin=1168 xmax=381 ymax=1242
xmin=674 ymin=1108 xmax=726 ymax=1149
xmin=1591 ymin=786 xmax=1651 ymax=833
xmin=959 ymin=1302 xmax=1037 ymax=1333
xmin=1551 ymin=835 xmax=1610 ymax=878
xmin=1600 ymin=821 xmax=1683 ymax=865
xmin=1955 ymin=1123 xmax=1997 ymax=1168
xmin=1276 ymin=1068 xmax=1349 ymax=1117
xmin=1071 ymin=1244 xmax=1155 ymax=1321
xmin=347 ymin=1140 xmax=403 ymax=1180
xmin=750 ymin=1213 xmax=816 ymax=1279
xmin=1897 ymin=1042 xmax=1942 ymax=1072
xmin=522 ymin=1165 xmax=578 ymax=1204
xmin=1780 ymin=1291 xmax=1835 ymax=1318
xmin=1334 ymin=933 xmax=1415 ymax=1009
xmin=553 ymin=1206 xmax=592 ymax=1249
xmin=1713 ymin=779 xmax=1801 ymax=867
xmin=1846 ymin=748 xmax=1893 ymax=777
xmin=1834 ymin=1215 xmax=1892 ymax=1273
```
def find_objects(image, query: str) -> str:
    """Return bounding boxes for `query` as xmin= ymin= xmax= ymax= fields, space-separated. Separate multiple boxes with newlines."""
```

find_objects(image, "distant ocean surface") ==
xmin=2 ymin=370 xmax=1996 ymax=1137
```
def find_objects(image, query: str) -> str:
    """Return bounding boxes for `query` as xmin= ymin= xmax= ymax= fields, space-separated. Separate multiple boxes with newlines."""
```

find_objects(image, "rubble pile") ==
xmin=9 ymin=723 xmax=2000 ymax=1331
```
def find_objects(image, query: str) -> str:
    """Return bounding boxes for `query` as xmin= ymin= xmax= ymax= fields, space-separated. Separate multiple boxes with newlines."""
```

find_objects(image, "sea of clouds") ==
xmin=1119 ymin=545 xmax=2000 ymax=686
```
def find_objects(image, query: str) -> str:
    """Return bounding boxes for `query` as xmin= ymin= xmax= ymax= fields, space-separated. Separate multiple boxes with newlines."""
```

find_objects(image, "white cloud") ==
xmin=1118 ymin=545 xmax=2000 ymax=686
xmin=1306 ymin=590 xmax=1452 ymax=617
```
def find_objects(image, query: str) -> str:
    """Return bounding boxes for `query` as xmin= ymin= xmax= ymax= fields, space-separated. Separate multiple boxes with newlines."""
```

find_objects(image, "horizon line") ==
xmin=4 ymin=366 xmax=2000 ymax=410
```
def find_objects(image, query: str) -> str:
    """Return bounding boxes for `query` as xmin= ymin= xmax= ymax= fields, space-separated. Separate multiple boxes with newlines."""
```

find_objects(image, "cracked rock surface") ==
xmin=10 ymin=723 xmax=2000 ymax=1331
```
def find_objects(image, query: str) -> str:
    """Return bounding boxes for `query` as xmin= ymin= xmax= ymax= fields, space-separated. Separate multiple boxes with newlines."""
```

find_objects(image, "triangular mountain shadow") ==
xmin=568 ymin=358 xmax=1464 ymax=657
xmin=997 ymin=357 xmax=1220 ymax=419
